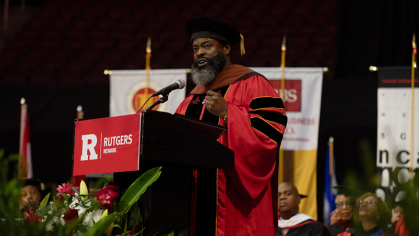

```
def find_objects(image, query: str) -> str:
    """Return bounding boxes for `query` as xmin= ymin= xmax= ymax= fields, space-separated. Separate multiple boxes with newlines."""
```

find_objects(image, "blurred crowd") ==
xmin=19 ymin=178 xmax=415 ymax=236
xmin=275 ymin=182 xmax=413 ymax=236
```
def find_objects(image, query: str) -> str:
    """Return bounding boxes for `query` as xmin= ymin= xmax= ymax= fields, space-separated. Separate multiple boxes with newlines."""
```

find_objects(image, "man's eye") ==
xmin=204 ymin=45 xmax=210 ymax=49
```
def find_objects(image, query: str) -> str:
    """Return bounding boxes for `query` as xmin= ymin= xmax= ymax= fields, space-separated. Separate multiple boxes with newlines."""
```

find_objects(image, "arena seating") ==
xmin=0 ymin=0 xmax=337 ymax=86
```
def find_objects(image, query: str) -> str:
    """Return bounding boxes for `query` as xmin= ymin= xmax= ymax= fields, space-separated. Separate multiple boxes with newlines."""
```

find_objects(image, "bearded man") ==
xmin=175 ymin=17 xmax=287 ymax=236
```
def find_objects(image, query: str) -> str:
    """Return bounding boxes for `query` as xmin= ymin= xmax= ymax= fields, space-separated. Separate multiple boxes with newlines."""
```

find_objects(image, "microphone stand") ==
xmin=146 ymin=94 xmax=168 ymax=111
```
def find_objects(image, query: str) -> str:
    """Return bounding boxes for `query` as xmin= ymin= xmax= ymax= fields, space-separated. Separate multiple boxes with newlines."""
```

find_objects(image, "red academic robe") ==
xmin=176 ymin=64 xmax=287 ymax=236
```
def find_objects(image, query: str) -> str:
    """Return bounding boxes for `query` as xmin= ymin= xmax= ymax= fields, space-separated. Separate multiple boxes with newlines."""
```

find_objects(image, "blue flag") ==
xmin=323 ymin=137 xmax=337 ymax=225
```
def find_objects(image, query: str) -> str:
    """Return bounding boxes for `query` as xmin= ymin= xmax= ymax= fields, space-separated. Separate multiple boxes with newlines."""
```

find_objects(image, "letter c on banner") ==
xmin=81 ymin=134 xmax=98 ymax=161
xmin=396 ymin=150 xmax=409 ymax=164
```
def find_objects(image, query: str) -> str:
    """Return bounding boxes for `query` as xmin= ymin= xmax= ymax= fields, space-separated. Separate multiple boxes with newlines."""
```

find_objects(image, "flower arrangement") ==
xmin=26 ymin=166 xmax=170 ymax=236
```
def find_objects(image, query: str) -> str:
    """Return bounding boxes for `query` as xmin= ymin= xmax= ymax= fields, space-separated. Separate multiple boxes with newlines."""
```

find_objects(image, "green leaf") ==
xmin=84 ymin=212 xmax=118 ymax=236
xmin=59 ymin=193 xmax=70 ymax=202
xmin=150 ymin=229 xmax=162 ymax=236
xmin=136 ymin=206 xmax=142 ymax=225
xmin=123 ymin=230 xmax=133 ymax=235
xmin=117 ymin=166 xmax=161 ymax=214
xmin=113 ymin=224 xmax=122 ymax=229
xmin=40 ymin=193 xmax=50 ymax=210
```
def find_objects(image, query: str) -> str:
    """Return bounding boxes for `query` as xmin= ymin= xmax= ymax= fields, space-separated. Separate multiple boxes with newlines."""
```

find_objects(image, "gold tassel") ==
xmin=240 ymin=33 xmax=245 ymax=56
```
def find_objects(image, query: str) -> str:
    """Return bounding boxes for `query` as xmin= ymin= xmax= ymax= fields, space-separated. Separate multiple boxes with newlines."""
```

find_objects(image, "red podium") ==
xmin=73 ymin=110 xmax=234 ymax=236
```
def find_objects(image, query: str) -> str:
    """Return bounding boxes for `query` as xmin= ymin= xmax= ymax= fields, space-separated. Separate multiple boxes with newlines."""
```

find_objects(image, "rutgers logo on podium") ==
xmin=80 ymin=134 xmax=98 ymax=161
xmin=73 ymin=114 xmax=141 ymax=176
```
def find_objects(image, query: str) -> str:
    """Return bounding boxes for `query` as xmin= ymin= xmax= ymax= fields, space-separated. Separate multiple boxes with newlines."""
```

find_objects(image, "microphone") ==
xmin=152 ymin=79 xmax=186 ymax=97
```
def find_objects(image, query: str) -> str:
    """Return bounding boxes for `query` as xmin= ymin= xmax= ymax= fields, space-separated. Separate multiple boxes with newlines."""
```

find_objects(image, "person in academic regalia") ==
xmin=176 ymin=16 xmax=287 ymax=236
xmin=328 ymin=186 xmax=359 ymax=236
xmin=338 ymin=193 xmax=391 ymax=236
xmin=19 ymin=178 xmax=43 ymax=213
xmin=275 ymin=182 xmax=331 ymax=236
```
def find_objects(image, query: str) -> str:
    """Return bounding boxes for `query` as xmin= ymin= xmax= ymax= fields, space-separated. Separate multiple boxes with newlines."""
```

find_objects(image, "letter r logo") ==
xmin=81 ymin=134 xmax=98 ymax=161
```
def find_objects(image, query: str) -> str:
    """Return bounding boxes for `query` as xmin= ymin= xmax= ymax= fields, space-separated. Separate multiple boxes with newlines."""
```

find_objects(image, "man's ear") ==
xmin=223 ymin=43 xmax=231 ymax=56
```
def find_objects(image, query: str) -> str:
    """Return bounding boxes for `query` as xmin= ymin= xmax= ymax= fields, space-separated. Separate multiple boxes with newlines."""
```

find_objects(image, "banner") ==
xmin=377 ymin=67 xmax=419 ymax=203
xmin=110 ymin=69 xmax=187 ymax=117
xmin=252 ymin=67 xmax=323 ymax=219
xmin=73 ymin=114 xmax=141 ymax=176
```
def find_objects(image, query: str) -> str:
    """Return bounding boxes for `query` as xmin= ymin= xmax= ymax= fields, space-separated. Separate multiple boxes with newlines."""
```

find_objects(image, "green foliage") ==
xmin=117 ymin=166 xmax=162 ymax=215
xmin=342 ymin=138 xmax=380 ymax=194
xmin=0 ymin=149 xmax=169 ymax=236
xmin=0 ymin=149 xmax=33 ymax=236
xmin=84 ymin=213 xmax=118 ymax=236
xmin=38 ymin=193 xmax=50 ymax=218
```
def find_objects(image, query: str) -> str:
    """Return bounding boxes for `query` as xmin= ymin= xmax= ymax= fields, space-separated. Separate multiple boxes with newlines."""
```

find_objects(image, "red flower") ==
xmin=105 ymin=185 xmax=120 ymax=199
xmin=63 ymin=208 xmax=79 ymax=224
xmin=23 ymin=208 xmax=42 ymax=223
xmin=97 ymin=189 xmax=113 ymax=210
xmin=96 ymin=185 xmax=120 ymax=211
xmin=56 ymin=182 xmax=78 ymax=201
xmin=119 ymin=234 xmax=131 ymax=236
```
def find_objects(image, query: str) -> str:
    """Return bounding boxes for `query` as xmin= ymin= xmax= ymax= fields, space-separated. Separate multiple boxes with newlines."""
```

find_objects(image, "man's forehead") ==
xmin=192 ymin=38 xmax=215 ymax=45
xmin=23 ymin=185 xmax=39 ymax=191
xmin=278 ymin=183 xmax=296 ymax=193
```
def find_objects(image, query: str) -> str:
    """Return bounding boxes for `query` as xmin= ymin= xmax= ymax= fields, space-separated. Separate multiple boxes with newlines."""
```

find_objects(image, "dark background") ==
xmin=0 ymin=0 xmax=418 ymax=221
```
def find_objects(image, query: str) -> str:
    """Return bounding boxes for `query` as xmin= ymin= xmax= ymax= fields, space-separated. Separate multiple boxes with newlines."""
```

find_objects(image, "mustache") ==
xmin=193 ymin=55 xmax=210 ymax=68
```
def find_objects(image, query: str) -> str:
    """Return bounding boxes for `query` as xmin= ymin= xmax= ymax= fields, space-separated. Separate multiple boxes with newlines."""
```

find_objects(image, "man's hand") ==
xmin=205 ymin=90 xmax=228 ymax=118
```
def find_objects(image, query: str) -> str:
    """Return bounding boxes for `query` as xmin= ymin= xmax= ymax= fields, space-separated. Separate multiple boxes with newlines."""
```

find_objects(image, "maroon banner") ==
xmin=73 ymin=114 xmax=140 ymax=176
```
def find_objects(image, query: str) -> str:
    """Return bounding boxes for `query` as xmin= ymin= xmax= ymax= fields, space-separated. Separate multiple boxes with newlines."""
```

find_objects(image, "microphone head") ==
xmin=176 ymin=79 xmax=186 ymax=89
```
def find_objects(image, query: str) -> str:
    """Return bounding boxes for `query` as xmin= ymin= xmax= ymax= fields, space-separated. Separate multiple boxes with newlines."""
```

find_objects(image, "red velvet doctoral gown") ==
xmin=176 ymin=64 xmax=287 ymax=236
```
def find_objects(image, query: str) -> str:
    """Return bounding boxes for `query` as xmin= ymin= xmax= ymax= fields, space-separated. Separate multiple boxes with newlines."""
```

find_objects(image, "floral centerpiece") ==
xmin=20 ymin=166 xmax=172 ymax=236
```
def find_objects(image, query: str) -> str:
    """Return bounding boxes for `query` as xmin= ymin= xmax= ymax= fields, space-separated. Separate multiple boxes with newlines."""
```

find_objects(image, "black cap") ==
xmin=185 ymin=16 xmax=245 ymax=56
xmin=299 ymin=194 xmax=308 ymax=199
xmin=20 ymin=178 xmax=44 ymax=192
xmin=185 ymin=16 xmax=241 ymax=44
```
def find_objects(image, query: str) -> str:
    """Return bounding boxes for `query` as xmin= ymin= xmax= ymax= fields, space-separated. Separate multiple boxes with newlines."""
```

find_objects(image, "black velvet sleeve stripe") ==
xmin=250 ymin=97 xmax=285 ymax=110
xmin=250 ymin=117 xmax=284 ymax=144
xmin=249 ymin=110 xmax=287 ymax=127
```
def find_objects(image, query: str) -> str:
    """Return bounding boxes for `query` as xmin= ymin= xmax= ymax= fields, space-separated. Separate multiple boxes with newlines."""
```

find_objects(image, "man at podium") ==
xmin=176 ymin=17 xmax=288 ymax=236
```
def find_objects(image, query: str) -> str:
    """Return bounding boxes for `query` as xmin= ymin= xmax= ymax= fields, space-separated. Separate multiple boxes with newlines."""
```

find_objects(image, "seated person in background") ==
xmin=275 ymin=182 xmax=331 ymax=236
xmin=391 ymin=198 xmax=411 ymax=236
xmin=338 ymin=192 xmax=391 ymax=236
xmin=391 ymin=203 xmax=403 ymax=224
xmin=20 ymin=178 xmax=42 ymax=212
xmin=328 ymin=186 xmax=358 ymax=236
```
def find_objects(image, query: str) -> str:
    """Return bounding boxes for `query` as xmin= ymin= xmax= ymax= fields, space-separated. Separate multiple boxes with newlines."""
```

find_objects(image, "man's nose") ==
xmin=197 ymin=48 xmax=205 ymax=57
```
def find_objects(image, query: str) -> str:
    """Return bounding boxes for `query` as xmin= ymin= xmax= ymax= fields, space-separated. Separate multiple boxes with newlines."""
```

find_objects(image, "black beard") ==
xmin=191 ymin=52 xmax=226 ymax=86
